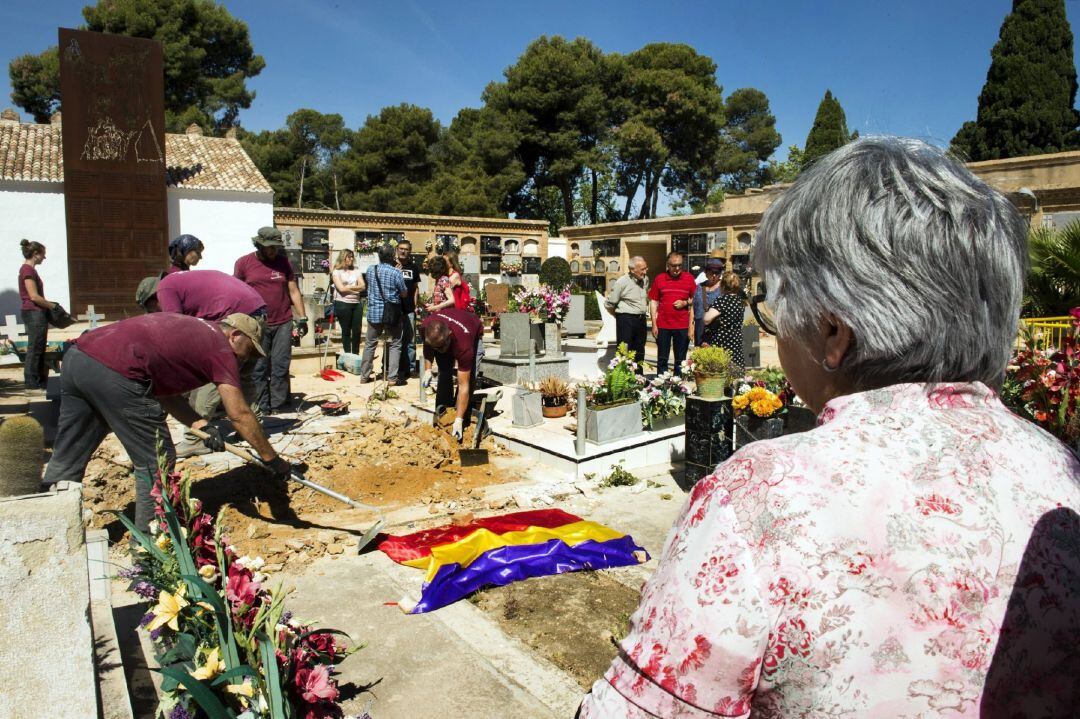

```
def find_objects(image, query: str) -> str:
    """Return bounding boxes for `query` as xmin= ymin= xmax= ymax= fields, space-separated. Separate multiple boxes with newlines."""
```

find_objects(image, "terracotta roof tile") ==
xmin=0 ymin=120 xmax=271 ymax=193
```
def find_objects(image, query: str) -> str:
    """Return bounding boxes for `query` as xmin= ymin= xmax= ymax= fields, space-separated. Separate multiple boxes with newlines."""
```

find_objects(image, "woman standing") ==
xmin=692 ymin=258 xmax=726 ymax=345
xmin=166 ymin=234 xmax=204 ymax=274
xmin=331 ymin=249 xmax=365 ymax=354
xmin=425 ymin=255 xmax=455 ymax=313
xmin=700 ymin=270 xmax=746 ymax=370
xmin=18 ymin=239 xmax=56 ymax=390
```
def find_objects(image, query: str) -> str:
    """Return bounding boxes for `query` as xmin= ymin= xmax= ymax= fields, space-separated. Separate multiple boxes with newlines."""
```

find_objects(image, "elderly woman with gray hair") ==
xmin=580 ymin=138 xmax=1080 ymax=717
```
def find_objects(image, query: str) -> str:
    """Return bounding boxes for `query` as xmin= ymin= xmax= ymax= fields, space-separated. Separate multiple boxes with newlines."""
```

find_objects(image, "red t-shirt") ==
xmin=648 ymin=271 xmax=697 ymax=329
xmin=421 ymin=309 xmax=483 ymax=371
xmin=157 ymin=269 xmax=266 ymax=320
xmin=233 ymin=252 xmax=295 ymax=326
xmin=18 ymin=264 xmax=42 ymax=311
xmin=75 ymin=314 xmax=241 ymax=397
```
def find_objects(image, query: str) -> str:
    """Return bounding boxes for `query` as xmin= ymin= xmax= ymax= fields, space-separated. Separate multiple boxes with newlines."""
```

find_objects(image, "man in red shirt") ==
xmin=420 ymin=308 xmax=484 ymax=442
xmin=648 ymin=251 xmax=697 ymax=375
xmin=234 ymin=227 xmax=308 ymax=414
xmin=43 ymin=313 xmax=291 ymax=532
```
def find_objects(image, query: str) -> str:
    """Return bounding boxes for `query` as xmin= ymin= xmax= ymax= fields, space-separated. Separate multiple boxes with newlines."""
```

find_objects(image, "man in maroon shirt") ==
xmin=421 ymin=308 xmax=484 ymax=442
xmin=648 ymin=251 xmax=697 ymax=375
xmin=43 ymin=313 xmax=292 ymax=531
xmin=234 ymin=227 xmax=308 ymax=413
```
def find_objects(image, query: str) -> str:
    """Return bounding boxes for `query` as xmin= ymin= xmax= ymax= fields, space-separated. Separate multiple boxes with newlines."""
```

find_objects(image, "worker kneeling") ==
xmin=421 ymin=308 xmax=483 ymax=442
xmin=43 ymin=312 xmax=292 ymax=532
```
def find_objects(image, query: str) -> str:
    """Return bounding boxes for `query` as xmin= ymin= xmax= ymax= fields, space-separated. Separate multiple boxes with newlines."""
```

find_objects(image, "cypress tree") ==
xmin=951 ymin=0 xmax=1080 ymax=161
xmin=802 ymin=90 xmax=854 ymax=165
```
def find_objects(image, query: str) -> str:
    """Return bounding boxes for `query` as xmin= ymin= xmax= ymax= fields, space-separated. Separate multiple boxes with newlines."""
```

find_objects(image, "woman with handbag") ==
xmin=17 ymin=239 xmax=57 ymax=390
xmin=692 ymin=258 xmax=726 ymax=346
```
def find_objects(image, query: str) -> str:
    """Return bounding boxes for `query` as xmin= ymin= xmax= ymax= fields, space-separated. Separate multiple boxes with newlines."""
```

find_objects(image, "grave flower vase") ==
xmin=585 ymin=400 xmax=644 ymax=445
xmin=648 ymin=413 xmax=685 ymax=432
xmin=693 ymin=372 xmax=728 ymax=399
xmin=541 ymin=396 xmax=569 ymax=419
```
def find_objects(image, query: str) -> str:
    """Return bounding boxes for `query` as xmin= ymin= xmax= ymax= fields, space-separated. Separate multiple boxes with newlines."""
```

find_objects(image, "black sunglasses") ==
xmin=749 ymin=282 xmax=777 ymax=336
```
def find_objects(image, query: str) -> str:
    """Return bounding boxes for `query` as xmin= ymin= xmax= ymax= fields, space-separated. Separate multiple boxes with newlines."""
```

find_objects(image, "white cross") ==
xmin=1 ymin=315 xmax=26 ymax=342
xmin=77 ymin=305 xmax=105 ymax=328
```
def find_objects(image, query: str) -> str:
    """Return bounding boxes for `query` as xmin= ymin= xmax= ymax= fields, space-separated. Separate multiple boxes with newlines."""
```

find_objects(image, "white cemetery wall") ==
xmin=548 ymin=235 xmax=567 ymax=262
xmin=0 ymin=182 xmax=69 ymax=316
xmin=167 ymin=187 xmax=274 ymax=275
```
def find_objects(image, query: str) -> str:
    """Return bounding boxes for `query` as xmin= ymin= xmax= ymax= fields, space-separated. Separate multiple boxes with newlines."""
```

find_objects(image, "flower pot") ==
xmin=542 ymin=399 xmax=568 ymax=418
xmin=734 ymin=414 xmax=784 ymax=446
xmin=585 ymin=400 xmax=644 ymax=445
xmin=694 ymin=372 xmax=728 ymax=399
xmin=647 ymin=413 xmax=684 ymax=432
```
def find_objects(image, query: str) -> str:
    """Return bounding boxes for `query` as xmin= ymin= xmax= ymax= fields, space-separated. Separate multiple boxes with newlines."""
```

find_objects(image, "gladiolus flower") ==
xmin=295 ymin=664 xmax=339 ymax=703
xmin=198 ymin=564 xmax=219 ymax=583
xmin=225 ymin=681 xmax=254 ymax=697
xmin=192 ymin=647 xmax=225 ymax=681
xmin=147 ymin=586 xmax=188 ymax=632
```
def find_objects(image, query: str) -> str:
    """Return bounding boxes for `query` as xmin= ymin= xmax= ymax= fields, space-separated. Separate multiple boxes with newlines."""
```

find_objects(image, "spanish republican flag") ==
xmin=377 ymin=509 xmax=648 ymax=613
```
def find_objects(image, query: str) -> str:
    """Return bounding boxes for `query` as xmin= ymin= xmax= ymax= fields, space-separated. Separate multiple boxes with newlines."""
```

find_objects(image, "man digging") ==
xmin=135 ymin=270 xmax=267 ymax=456
xmin=43 ymin=313 xmax=292 ymax=532
xmin=421 ymin=307 xmax=484 ymax=442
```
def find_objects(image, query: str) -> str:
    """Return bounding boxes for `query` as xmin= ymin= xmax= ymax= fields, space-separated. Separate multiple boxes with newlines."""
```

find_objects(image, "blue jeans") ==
xmin=655 ymin=328 xmax=689 ymax=376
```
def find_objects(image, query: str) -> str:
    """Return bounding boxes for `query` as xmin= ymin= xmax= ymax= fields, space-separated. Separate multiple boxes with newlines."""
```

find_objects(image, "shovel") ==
xmin=458 ymin=395 xmax=490 ymax=467
xmin=187 ymin=427 xmax=385 ymax=551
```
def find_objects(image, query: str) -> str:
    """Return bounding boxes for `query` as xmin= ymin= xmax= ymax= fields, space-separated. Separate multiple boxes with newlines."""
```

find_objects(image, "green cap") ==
xmin=135 ymin=276 xmax=160 ymax=309
xmin=252 ymin=226 xmax=284 ymax=247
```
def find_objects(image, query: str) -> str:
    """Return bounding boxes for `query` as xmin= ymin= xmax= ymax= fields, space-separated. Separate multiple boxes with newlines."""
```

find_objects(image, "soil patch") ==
xmin=472 ymin=571 xmax=642 ymax=690
xmin=84 ymin=414 xmax=521 ymax=570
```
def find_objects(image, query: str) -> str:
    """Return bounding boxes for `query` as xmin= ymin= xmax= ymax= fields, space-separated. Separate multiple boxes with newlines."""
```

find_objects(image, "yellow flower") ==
xmin=192 ymin=647 xmax=225 ymax=681
xmin=226 ymin=681 xmax=254 ymax=697
xmin=732 ymin=394 xmax=749 ymax=410
xmin=198 ymin=564 xmax=219 ymax=583
xmin=155 ymin=533 xmax=172 ymax=551
xmin=147 ymin=585 xmax=188 ymax=632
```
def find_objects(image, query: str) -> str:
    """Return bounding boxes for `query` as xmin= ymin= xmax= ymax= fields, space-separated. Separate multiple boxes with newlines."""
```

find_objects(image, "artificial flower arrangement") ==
xmin=319 ymin=258 xmax=331 ymax=273
xmin=116 ymin=466 xmax=359 ymax=719
xmin=510 ymin=284 xmax=571 ymax=324
xmin=580 ymin=342 xmax=645 ymax=410
xmin=354 ymin=236 xmax=384 ymax=254
xmin=500 ymin=260 xmax=523 ymax=276
xmin=1001 ymin=307 xmax=1080 ymax=448
xmin=424 ymin=236 xmax=460 ymax=253
xmin=640 ymin=372 xmax=692 ymax=429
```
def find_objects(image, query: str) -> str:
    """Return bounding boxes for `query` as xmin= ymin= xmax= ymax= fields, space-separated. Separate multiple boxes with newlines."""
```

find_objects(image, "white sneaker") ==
xmin=175 ymin=437 xmax=211 ymax=458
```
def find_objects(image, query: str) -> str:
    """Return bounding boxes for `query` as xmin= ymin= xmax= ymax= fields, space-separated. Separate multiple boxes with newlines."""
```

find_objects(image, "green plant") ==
xmin=683 ymin=345 xmax=734 ymax=377
xmin=0 ymin=415 xmax=44 ymax=497
xmin=539 ymin=256 xmax=573 ymax=290
xmin=585 ymin=343 xmax=643 ymax=408
xmin=1024 ymin=222 xmax=1080 ymax=316
xmin=537 ymin=375 xmax=571 ymax=400
xmin=600 ymin=461 xmax=639 ymax=487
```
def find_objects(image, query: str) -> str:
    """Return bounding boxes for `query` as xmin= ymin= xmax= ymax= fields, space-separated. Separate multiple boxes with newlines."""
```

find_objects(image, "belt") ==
xmin=616 ymin=312 xmax=646 ymax=318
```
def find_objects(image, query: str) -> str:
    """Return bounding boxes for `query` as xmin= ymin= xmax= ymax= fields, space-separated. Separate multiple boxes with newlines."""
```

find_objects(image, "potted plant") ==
xmin=683 ymin=345 xmax=734 ymax=399
xmin=641 ymin=372 xmax=692 ymax=431
xmin=537 ymin=376 xmax=571 ymax=418
xmin=730 ymin=368 xmax=815 ymax=446
xmin=581 ymin=343 xmax=645 ymax=444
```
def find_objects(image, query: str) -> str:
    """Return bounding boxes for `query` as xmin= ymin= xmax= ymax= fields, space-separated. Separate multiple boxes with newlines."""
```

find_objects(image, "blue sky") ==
xmin=3 ymin=0 xmax=1079 ymax=161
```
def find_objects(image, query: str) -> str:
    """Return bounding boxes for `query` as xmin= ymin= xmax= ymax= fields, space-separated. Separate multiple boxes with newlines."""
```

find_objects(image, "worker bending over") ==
xmin=421 ymin=308 xmax=483 ymax=442
xmin=43 ymin=313 xmax=291 ymax=531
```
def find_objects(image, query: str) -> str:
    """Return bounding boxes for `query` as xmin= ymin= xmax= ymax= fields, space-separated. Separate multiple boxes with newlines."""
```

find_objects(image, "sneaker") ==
xmin=394 ymin=377 xmax=409 ymax=386
xmin=174 ymin=437 xmax=211 ymax=458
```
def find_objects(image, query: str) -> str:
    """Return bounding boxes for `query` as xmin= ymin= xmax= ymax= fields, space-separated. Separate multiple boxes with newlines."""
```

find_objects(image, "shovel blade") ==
xmin=459 ymin=449 xmax=489 ymax=467
xmin=355 ymin=519 xmax=386 ymax=554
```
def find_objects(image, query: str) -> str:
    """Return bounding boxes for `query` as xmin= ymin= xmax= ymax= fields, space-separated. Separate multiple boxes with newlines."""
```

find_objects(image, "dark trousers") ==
xmin=253 ymin=321 xmax=293 ymax=412
xmin=43 ymin=347 xmax=175 ymax=532
xmin=656 ymin=327 xmax=690 ymax=376
xmin=21 ymin=308 xmax=48 ymax=389
xmin=399 ymin=311 xmax=416 ymax=380
xmin=615 ymin=313 xmax=647 ymax=365
xmin=359 ymin=320 xmax=402 ymax=380
xmin=334 ymin=301 xmax=362 ymax=354
xmin=433 ymin=341 xmax=481 ymax=429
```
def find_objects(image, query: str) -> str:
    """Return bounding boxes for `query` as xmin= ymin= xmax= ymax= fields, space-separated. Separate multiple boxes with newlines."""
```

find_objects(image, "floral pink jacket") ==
xmin=582 ymin=383 xmax=1080 ymax=718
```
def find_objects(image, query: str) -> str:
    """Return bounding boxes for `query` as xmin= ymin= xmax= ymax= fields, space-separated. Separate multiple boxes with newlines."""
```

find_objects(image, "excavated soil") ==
xmin=472 ymin=571 xmax=642 ymax=690
xmin=86 ymin=414 xmax=521 ymax=571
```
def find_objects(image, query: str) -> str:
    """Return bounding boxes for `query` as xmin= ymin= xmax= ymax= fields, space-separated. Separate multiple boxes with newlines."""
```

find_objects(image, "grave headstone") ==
xmin=486 ymin=284 xmax=510 ymax=314
xmin=462 ymin=254 xmax=480 ymax=275
xmin=565 ymin=295 xmax=586 ymax=337
xmin=76 ymin=305 xmax=105 ymax=329
xmin=499 ymin=313 xmax=533 ymax=358
xmin=742 ymin=324 xmax=760 ymax=368
xmin=1 ymin=315 xmax=27 ymax=342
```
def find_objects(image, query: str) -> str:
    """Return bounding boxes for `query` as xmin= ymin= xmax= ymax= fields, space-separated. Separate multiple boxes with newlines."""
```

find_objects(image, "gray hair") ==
xmin=753 ymin=136 xmax=1028 ymax=388
xmin=377 ymin=243 xmax=396 ymax=263
xmin=629 ymin=255 xmax=645 ymax=268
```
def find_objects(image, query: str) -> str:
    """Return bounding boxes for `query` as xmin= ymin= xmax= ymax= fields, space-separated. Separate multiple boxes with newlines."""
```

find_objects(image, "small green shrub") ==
xmin=539 ymin=256 xmax=573 ymax=290
xmin=687 ymin=345 xmax=734 ymax=376
xmin=600 ymin=461 xmax=639 ymax=487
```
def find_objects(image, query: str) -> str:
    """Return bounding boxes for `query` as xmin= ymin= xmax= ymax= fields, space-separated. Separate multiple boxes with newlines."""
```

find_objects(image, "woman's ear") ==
xmin=822 ymin=314 xmax=853 ymax=370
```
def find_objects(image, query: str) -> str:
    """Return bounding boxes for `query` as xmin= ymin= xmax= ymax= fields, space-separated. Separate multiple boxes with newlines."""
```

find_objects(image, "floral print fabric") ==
xmin=581 ymin=382 xmax=1080 ymax=718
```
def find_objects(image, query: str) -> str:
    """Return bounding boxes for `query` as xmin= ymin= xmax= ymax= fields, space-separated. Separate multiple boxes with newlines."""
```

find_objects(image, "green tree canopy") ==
xmin=1025 ymin=221 xmax=1080 ymax=315
xmin=8 ymin=0 xmax=264 ymax=133
xmin=802 ymin=90 xmax=854 ymax=165
xmin=539 ymin=256 xmax=573 ymax=289
xmin=717 ymin=87 xmax=782 ymax=192
xmin=951 ymin=0 xmax=1080 ymax=161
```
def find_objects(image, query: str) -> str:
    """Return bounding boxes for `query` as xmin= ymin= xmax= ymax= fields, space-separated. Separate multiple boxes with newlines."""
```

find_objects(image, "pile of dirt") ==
xmin=472 ymin=571 xmax=642 ymax=690
xmin=84 ymin=414 xmax=522 ymax=571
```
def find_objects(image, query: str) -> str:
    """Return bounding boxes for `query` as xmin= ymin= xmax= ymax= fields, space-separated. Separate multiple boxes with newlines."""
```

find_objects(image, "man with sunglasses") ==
xmin=648 ymin=251 xmax=697 ymax=375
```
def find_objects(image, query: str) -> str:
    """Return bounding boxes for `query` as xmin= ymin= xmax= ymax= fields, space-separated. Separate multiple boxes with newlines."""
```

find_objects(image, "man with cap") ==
xmin=420 ymin=307 xmax=484 ymax=442
xmin=234 ymin=227 xmax=309 ymax=414
xmin=135 ymin=270 xmax=268 ymax=455
xmin=166 ymin=233 xmax=204 ymax=274
xmin=43 ymin=313 xmax=292 ymax=532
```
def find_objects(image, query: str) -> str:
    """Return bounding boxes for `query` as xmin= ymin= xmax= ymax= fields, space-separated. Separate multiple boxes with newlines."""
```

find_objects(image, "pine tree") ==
xmin=802 ymin=90 xmax=854 ymax=165
xmin=951 ymin=0 xmax=1080 ymax=161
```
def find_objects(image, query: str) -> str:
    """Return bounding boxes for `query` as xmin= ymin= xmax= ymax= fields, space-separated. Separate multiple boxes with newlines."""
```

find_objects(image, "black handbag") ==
xmin=46 ymin=303 xmax=75 ymax=329
xmin=372 ymin=266 xmax=402 ymax=325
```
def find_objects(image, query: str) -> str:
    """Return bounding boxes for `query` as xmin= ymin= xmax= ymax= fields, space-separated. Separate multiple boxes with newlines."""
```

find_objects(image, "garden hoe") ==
xmin=188 ymin=427 xmax=385 ymax=552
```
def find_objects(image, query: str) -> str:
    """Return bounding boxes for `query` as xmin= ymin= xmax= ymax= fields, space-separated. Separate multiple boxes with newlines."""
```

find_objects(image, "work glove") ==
xmin=201 ymin=426 xmax=225 ymax=453
xmin=451 ymin=418 xmax=464 ymax=442
xmin=422 ymin=371 xmax=434 ymax=388
xmin=294 ymin=318 xmax=309 ymax=338
xmin=266 ymin=456 xmax=293 ymax=481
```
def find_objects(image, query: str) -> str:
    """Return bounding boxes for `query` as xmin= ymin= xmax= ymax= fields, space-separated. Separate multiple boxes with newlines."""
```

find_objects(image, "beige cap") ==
xmin=221 ymin=313 xmax=266 ymax=356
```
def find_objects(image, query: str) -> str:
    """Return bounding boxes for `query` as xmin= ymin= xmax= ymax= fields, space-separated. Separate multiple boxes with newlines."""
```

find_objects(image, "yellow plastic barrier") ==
xmin=1018 ymin=316 xmax=1073 ymax=351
